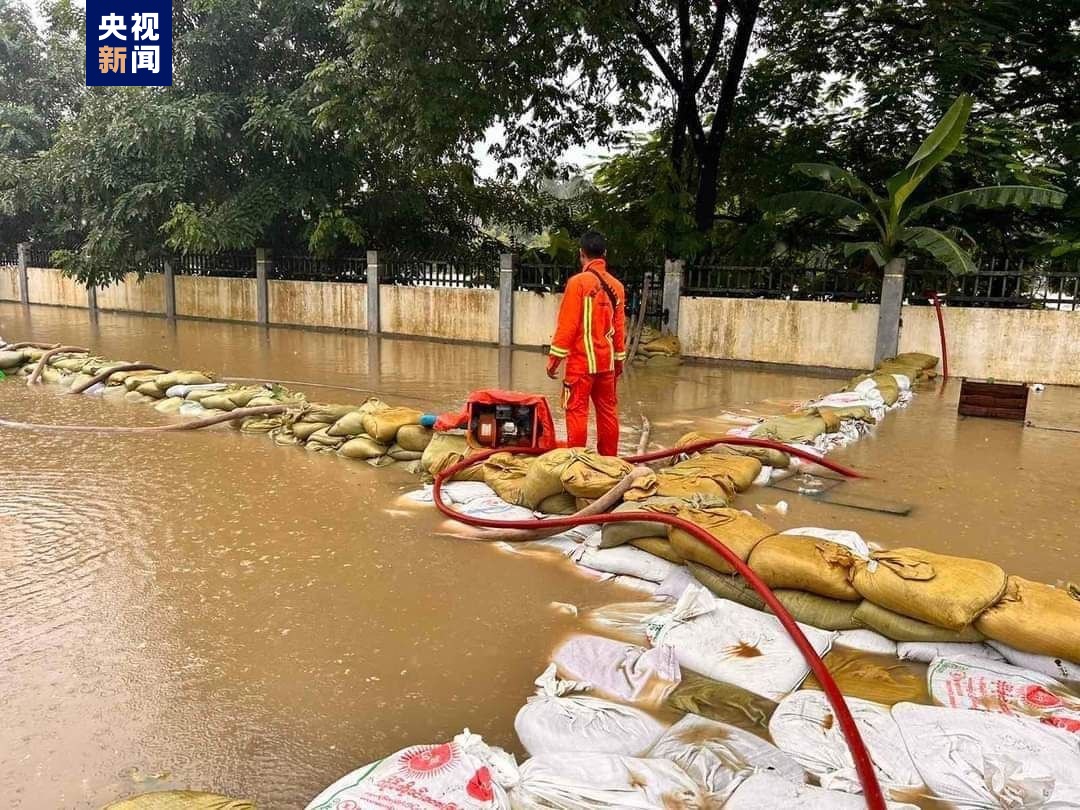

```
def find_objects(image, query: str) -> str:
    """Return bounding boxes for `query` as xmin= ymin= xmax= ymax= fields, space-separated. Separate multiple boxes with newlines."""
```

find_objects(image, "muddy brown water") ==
xmin=2 ymin=302 xmax=1079 ymax=808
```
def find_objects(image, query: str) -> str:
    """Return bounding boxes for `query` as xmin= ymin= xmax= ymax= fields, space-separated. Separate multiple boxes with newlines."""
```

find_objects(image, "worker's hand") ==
xmin=614 ymin=359 xmax=624 ymax=378
xmin=546 ymin=355 xmax=562 ymax=380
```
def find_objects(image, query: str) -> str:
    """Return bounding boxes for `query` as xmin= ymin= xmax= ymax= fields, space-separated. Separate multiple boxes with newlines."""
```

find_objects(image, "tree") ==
xmin=761 ymin=94 xmax=1066 ymax=359
xmin=320 ymin=0 xmax=765 ymax=244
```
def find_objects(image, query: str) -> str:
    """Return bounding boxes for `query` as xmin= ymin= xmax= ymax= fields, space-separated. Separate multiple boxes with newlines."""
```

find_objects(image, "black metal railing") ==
xmin=684 ymin=262 xmax=877 ymax=302
xmin=380 ymin=250 xmax=499 ymax=288
xmin=269 ymin=254 xmax=367 ymax=283
xmin=174 ymin=252 xmax=256 ymax=278
xmin=0 ymin=246 xmax=17 ymax=268
xmin=906 ymin=255 xmax=1080 ymax=311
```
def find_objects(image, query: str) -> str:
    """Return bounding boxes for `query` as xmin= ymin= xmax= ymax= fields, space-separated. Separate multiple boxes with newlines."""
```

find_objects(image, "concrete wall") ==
xmin=900 ymin=306 xmax=1080 ymax=385
xmin=27 ymin=267 xmax=88 ymax=308
xmin=679 ymin=296 xmax=880 ymax=371
xmin=175 ymin=275 xmax=258 ymax=322
xmin=269 ymin=279 xmax=367 ymax=331
xmin=512 ymin=290 xmax=562 ymax=347
xmin=97 ymin=273 xmax=166 ymax=314
xmin=0 ymin=266 xmax=18 ymax=302
xmin=379 ymin=285 xmax=499 ymax=343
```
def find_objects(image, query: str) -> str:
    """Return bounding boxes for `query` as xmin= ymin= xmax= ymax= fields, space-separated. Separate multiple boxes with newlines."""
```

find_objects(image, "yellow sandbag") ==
xmin=103 ymin=790 xmax=254 ymax=809
xmin=751 ymin=414 xmax=828 ymax=444
xmin=155 ymin=370 xmax=213 ymax=389
xmin=199 ymin=393 xmax=237 ymax=411
xmin=813 ymin=405 xmax=874 ymax=424
xmin=890 ymin=352 xmax=938 ymax=370
xmin=641 ymin=334 xmax=680 ymax=355
xmin=600 ymin=497 xmax=690 ymax=547
xmin=623 ymin=467 xmax=734 ymax=503
xmin=154 ymin=396 xmax=185 ymax=414
xmin=184 ymin=388 xmax=222 ymax=403
xmin=327 ymin=410 xmax=366 ymax=437
xmin=361 ymin=406 xmax=424 ymax=444
xmin=420 ymin=432 xmax=485 ymax=482
xmin=123 ymin=391 xmax=153 ymax=404
xmin=688 ymin=563 xmax=766 ymax=610
xmin=124 ymin=371 xmax=162 ymax=391
xmin=773 ymin=590 xmax=861 ymax=630
xmin=292 ymin=421 xmax=330 ymax=441
xmin=39 ymin=366 xmax=65 ymax=384
xmin=136 ymin=380 xmax=166 ymax=399
xmin=482 ymin=452 xmax=533 ymax=504
xmin=675 ymin=431 xmax=790 ymax=469
xmin=748 ymin=534 xmax=862 ymax=601
xmin=225 ymin=387 xmax=265 ymax=408
xmin=396 ymin=424 xmax=434 ymax=452
xmin=853 ymin=600 xmax=986 ymax=643
xmin=0 ymin=350 xmax=26 ymax=369
xmin=668 ymin=503 xmax=775 ymax=574
xmin=339 ymin=436 xmax=389 ymax=460
xmin=560 ymin=451 xmax=633 ymax=499
xmin=302 ymin=403 xmax=359 ymax=424
xmin=70 ymin=372 xmax=97 ymax=391
xmin=306 ymin=426 xmax=346 ymax=449
xmin=240 ymin=414 xmax=284 ymax=434
xmin=270 ymin=426 xmax=301 ymax=446
xmin=851 ymin=547 xmax=1007 ymax=630
xmin=629 ymin=536 xmax=684 ymax=564
xmin=388 ymin=444 xmax=424 ymax=461
xmin=679 ymin=453 xmax=761 ymax=492
xmin=975 ymin=576 xmax=1080 ymax=662
xmin=53 ymin=356 xmax=90 ymax=372
xmin=537 ymin=492 xmax=577 ymax=515
xmin=847 ymin=373 xmax=900 ymax=406
xmin=520 ymin=448 xmax=577 ymax=508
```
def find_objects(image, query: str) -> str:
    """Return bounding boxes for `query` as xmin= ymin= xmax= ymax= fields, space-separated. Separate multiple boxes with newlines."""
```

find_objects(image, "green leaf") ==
xmin=902 ymin=226 xmax=977 ymax=275
xmin=843 ymin=240 xmax=888 ymax=267
xmin=791 ymin=163 xmax=878 ymax=202
xmin=759 ymin=190 xmax=872 ymax=220
xmin=904 ymin=185 xmax=1067 ymax=222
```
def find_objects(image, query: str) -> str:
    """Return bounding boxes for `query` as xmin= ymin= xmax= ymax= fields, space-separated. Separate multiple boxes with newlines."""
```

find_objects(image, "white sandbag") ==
xmin=926 ymin=654 xmax=1080 ymax=732
xmin=648 ymin=714 xmax=805 ymax=802
xmin=453 ymin=495 xmax=535 ymax=522
xmin=569 ymin=544 xmax=678 ymax=583
xmin=836 ymin=629 xmax=898 ymax=656
xmin=305 ymin=729 xmax=516 ymax=809
xmin=654 ymin=566 xmax=695 ymax=603
xmin=514 ymin=664 xmax=670 ymax=757
xmin=404 ymin=481 xmax=497 ymax=505
xmin=646 ymin=584 xmax=836 ymax=702
xmin=511 ymin=752 xmax=706 ymax=809
xmin=724 ymin=773 xmax=919 ymax=810
xmin=893 ymin=702 xmax=1080 ymax=807
xmin=579 ymin=602 xmax=671 ymax=646
xmin=178 ymin=401 xmax=207 ymax=417
xmin=890 ymin=373 xmax=911 ymax=391
xmin=987 ymin=640 xmax=1080 ymax=683
xmin=610 ymin=574 xmax=660 ymax=595
xmin=168 ymin=382 xmax=227 ymax=398
xmin=896 ymin=641 xmax=1005 ymax=665
xmin=780 ymin=527 xmax=871 ymax=557
xmin=551 ymin=634 xmax=680 ymax=704
xmin=753 ymin=465 xmax=773 ymax=486
xmin=769 ymin=691 xmax=921 ymax=795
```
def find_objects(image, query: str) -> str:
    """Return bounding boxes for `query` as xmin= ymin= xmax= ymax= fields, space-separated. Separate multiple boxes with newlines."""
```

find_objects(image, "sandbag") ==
xmin=514 ymin=664 xmax=670 ymax=757
xmin=893 ymin=702 xmax=1080 ymax=807
xmin=851 ymin=547 xmax=1007 ymax=630
xmin=688 ymin=563 xmax=767 ymax=610
xmin=622 ymin=464 xmax=735 ymax=504
xmin=769 ymin=691 xmax=921 ymax=795
xmin=136 ymin=380 xmax=166 ymax=399
xmin=536 ymin=492 xmax=576 ymax=515
xmin=647 ymin=584 xmax=836 ymax=701
xmin=675 ymin=430 xmax=791 ymax=468
xmin=388 ymin=444 xmax=423 ymax=461
xmin=223 ymin=386 xmax=266 ymax=408
xmin=482 ymin=452 xmax=532 ymax=505
xmin=724 ymin=772 xmax=917 ymax=810
xmin=327 ymin=410 xmax=365 ymax=437
xmin=598 ymin=497 xmax=689 ymax=548
xmin=803 ymin=648 xmax=929 ymax=706
xmin=560 ymin=452 xmax=633 ymax=499
xmin=519 ymin=448 xmax=577 ymax=508
xmin=153 ymin=396 xmax=185 ymax=414
xmin=641 ymin=334 xmax=680 ymax=355
xmin=975 ymin=576 xmax=1080 ymax=663
xmin=361 ymin=406 xmax=423 ymax=444
xmin=895 ymin=641 xmax=1004 ymax=665
xmin=665 ymin=671 xmax=778 ymax=736
xmin=0 ymin=350 xmax=26 ymax=369
xmin=166 ymin=382 xmax=226 ymax=398
xmin=421 ymin=432 xmax=486 ymax=482
xmin=927 ymin=654 xmax=1080 ymax=732
xmin=889 ymin=352 xmax=938 ymax=370
xmin=291 ymin=421 xmax=330 ymax=441
xmin=774 ymin=590 xmax=861 ymax=631
xmin=751 ymin=415 xmax=828 ymax=444
xmin=240 ymin=414 xmax=284 ymax=434
xmin=53 ymin=356 xmax=91 ymax=372
xmin=648 ymin=714 xmax=805 ymax=803
xmin=853 ymin=600 xmax=986 ymax=643
xmin=668 ymin=503 xmax=774 ymax=574
xmin=579 ymin=601 xmax=670 ymax=646
xmin=338 ymin=436 xmax=389 ymax=460
xmin=629 ymin=536 xmax=684 ymax=564
xmin=105 ymin=792 xmax=254 ymax=810
xmin=836 ymin=629 xmax=898 ymax=656
xmin=302 ymin=402 xmax=360 ymax=424
xmin=571 ymin=544 xmax=679 ymax=583
xmin=185 ymin=387 xmax=225 ymax=403
xmin=987 ymin=640 xmax=1080 ymax=683
xmin=748 ymin=532 xmax=865 ymax=601
xmin=270 ymin=426 xmax=302 ymax=446
xmin=396 ymin=423 xmax=433 ymax=452
xmin=306 ymin=426 xmax=346 ymax=449
xmin=675 ymin=452 xmax=761 ymax=492
xmin=512 ymin=752 xmax=705 ymax=809
xmin=305 ymin=730 xmax=516 ymax=810
xmin=551 ymin=634 xmax=681 ymax=704
xmin=155 ymin=370 xmax=212 ymax=390
xmin=198 ymin=393 xmax=237 ymax=411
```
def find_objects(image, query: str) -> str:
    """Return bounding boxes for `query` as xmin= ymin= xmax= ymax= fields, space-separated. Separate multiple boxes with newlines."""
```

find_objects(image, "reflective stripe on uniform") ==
xmin=549 ymin=345 xmax=570 ymax=358
xmin=582 ymin=295 xmax=597 ymax=373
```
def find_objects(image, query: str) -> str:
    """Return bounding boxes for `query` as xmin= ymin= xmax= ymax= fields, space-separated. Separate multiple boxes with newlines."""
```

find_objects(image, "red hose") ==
xmin=432 ymin=445 xmax=886 ymax=809
xmin=932 ymin=293 xmax=949 ymax=381
xmin=625 ymin=436 xmax=867 ymax=478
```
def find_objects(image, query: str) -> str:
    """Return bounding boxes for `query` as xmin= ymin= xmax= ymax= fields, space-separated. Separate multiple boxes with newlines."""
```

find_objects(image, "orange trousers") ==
xmin=563 ymin=371 xmax=620 ymax=456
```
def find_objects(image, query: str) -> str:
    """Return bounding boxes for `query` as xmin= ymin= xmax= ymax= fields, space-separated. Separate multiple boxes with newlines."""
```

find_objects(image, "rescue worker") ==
xmin=546 ymin=230 xmax=626 ymax=456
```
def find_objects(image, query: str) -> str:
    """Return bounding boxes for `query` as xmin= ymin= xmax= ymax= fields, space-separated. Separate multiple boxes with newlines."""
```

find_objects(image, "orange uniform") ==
xmin=548 ymin=259 xmax=626 ymax=455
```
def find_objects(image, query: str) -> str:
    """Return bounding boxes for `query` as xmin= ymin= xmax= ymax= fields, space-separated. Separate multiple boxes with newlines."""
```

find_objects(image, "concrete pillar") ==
xmin=498 ymin=253 xmax=514 ymax=347
xmin=662 ymin=258 xmax=684 ymax=334
xmin=366 ymin=250 xmax=381 ymax=334
xmin=16 ymin=242 xmax=28 ymax=304
xmin=163 ymin=258 xmax=176 ymax=319
xmin=255 ymin=247 xmax=271 ymax=325
xmin=367 ymin=334 xmax=382 ymax=388
xmin=874 ymin=257 xmax=906 ymax=365
xmin=498 ymin=346 xmax=513 ymax=390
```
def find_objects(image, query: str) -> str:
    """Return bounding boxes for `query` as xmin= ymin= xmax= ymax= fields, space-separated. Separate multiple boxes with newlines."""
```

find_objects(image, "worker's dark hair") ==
xmin=580 ymin=230 xmax=607 ymax=259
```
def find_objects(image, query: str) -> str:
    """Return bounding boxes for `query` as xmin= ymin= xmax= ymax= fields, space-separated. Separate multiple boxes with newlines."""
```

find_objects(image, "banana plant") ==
xmin=761 ymin=94 xmax=1066 ymax=275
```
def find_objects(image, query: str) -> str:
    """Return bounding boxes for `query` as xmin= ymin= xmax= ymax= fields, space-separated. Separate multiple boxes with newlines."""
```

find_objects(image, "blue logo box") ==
xmin=86 ymin=0 xmax=172 ymax=86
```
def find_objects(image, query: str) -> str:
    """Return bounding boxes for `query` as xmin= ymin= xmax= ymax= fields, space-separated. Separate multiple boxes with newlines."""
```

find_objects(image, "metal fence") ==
xmin=906 ymin=255 xmax=1080 ymax=311
xmin=683 ymin=262 xmax=874 ymax=302
xmin=174 ymin=252 xmax=255 ymax=278
xmin=270 ymin=254 xmax=367 ymax=283
xmin=0 ymin=245 xmax=17 ymax=268
xmin=379 ymin=250 xmax=499 ymax=288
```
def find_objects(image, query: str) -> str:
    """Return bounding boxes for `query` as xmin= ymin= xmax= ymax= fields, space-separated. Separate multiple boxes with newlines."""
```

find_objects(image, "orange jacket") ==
xmin=549 ymin=258 xmax=627 ymax=376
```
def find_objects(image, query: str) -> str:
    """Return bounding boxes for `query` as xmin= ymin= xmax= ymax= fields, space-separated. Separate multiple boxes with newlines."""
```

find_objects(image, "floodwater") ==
xmin=2 ymin=302 xmax=1079 ymax=808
